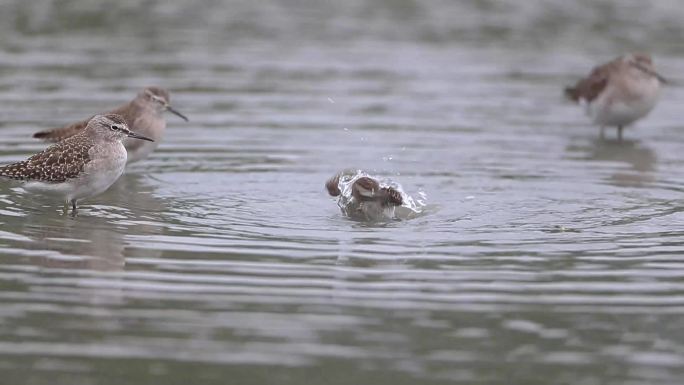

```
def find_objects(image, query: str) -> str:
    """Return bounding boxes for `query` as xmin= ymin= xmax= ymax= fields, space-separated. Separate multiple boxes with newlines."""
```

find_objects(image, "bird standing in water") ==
xmin=0 ymin=114 xmax=153 ymax=215
xmin=565 ymin=53 xmax=666 ymax=140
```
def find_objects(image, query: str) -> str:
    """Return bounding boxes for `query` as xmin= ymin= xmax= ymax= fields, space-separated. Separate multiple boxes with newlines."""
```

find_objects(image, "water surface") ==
xmin=1 ymin=1 xmax=684 ymax=384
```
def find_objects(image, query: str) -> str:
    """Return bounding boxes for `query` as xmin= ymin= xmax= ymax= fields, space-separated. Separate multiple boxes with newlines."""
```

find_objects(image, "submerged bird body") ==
xmin=565 ymin=53 xmax=664 ymax=139
xmin=33 ymin=87 xmax=187 ymax=163
xmin=1 ymin=114 xmax=153 ymax=213
xmin=326 ymin=174 xmax=403 ymax=221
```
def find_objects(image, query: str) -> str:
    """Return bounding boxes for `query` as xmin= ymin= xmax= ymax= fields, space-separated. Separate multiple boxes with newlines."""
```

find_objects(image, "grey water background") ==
xmin=1 ymin=0 xmax=684 ymax=384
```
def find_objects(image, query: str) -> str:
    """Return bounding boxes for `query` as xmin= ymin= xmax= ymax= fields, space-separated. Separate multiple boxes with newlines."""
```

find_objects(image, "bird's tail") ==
xmin=33 ymin=127 xmax=73 ymax=142
xmin=564 ymin=86 xmax=580 ymax=102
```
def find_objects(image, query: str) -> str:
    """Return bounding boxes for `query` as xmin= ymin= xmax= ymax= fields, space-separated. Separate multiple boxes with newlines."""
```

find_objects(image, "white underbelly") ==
xmin=70 ymin=161 xmax=126 ymax=201
xmin=587 ymin=80 xmax=660 ymax=127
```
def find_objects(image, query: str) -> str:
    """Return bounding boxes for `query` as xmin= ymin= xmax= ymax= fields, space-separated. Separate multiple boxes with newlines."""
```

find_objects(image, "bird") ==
xmin=564 ymin=53 xmax=666 ymax=140
xmin=326 ymin=173 xmax=403 ymax=221
xmin=32 ymin=86 xmax=188 ymax=163
xmin=0 ymin=113 xmax=153 ymax=215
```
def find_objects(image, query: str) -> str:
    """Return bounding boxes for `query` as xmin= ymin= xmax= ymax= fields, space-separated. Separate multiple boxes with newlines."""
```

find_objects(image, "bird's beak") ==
xmin=633 ymin=62 xmax=669 ymax=85
xmin=127 ymin=132 xmax=154 ymax=142
xmin=166 ymin=105 xmax=189 ymax=121
xmin=654 ymin=71 xmax=669 ymax=85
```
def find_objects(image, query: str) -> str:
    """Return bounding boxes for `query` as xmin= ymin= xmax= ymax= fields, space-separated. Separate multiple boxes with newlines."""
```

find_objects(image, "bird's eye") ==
xmin=111 ymin=125 xmax=121 ymax=131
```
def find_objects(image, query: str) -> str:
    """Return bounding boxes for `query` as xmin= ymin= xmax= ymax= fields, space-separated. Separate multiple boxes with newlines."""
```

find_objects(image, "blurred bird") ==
xmin=33 ymin=87 xmax=188 ymax=163
xmin=565 ymin=53 xmax=666 ymax=140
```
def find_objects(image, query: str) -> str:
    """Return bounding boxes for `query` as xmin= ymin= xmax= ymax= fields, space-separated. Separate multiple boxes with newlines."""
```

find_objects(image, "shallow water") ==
xmin=1 ymin=1 xmax=684 ymax=384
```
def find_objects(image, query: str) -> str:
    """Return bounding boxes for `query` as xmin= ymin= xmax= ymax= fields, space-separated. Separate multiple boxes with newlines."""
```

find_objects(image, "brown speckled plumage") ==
xmin=0 ymin=134 xmax=94 ymax=182
xmin=1 ymin=114 xmax=129 ymax=183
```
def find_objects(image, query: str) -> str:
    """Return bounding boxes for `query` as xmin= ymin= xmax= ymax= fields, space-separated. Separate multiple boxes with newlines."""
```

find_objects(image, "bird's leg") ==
xmin=70 ymin=200 xmax=78 ymax=217
xmin=62 ymin=201 xmax=69 ymax=215
xmin=617 ymin=126 xmax=623 ymax=141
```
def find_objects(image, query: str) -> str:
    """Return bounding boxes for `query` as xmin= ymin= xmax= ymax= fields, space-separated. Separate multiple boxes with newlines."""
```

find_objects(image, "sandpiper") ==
xmin=326 ymin=173 xmax=403 ymax=221
xmin=33 ymin=87 xmax=188 ymax=163
xmin=0 ymin=114 xmax=153 ymax=214
xmin=565 ymin=53 xmax=666 ymax=140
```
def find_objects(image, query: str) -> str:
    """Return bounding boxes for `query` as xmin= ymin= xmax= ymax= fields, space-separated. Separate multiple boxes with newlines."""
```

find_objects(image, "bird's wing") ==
xmin=380 ymin=187 xmax=403 ymax=206
xmin=32 ymin=116 xmax=92 ymax=142
xmin=564 ymin=60 xmax=615 ymax=103
xmin=325 ymin=174 xmax=341 ymax=196
xmin=0 ymin=135 xmax=92 ymax=182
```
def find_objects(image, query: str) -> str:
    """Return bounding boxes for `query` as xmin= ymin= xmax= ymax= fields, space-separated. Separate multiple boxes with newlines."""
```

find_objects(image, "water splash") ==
xmin=326 ymin=170 xmax=426 ymax=221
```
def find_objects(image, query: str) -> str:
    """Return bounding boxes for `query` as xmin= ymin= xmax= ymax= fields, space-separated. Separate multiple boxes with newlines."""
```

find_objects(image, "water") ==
xmin=1 ymin=1 xmax=684 ymax=384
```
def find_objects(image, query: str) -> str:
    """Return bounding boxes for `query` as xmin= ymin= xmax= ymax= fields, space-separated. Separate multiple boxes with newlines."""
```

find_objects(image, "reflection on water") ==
xmin=566 ymin=137 xmax=657 ymax=187
xmin=0 ymin=173 xmax=168 ymax=270
xmin=585 ymin=138 xmax=657 ymax=172
xmin=1 ymin=1 xmax=684 ymax=385
xmin=23 ymin=219 xmax=125 ymax=271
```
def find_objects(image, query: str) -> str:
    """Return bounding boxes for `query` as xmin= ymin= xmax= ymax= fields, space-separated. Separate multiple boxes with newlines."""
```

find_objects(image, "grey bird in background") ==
xmin=33 ymin=87 xmax=188 ymax=163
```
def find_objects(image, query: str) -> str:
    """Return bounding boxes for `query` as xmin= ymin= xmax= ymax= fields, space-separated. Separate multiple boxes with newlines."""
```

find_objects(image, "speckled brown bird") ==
xmin=33 ymin=87 xmax=188 ymax=163
xmin=1 ymin=114 xmax=153 ymax=213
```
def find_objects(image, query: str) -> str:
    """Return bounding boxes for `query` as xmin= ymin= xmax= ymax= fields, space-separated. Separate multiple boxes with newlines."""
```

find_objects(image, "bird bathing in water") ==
xmin=325 ymin=170 xmax=424 ymax=222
